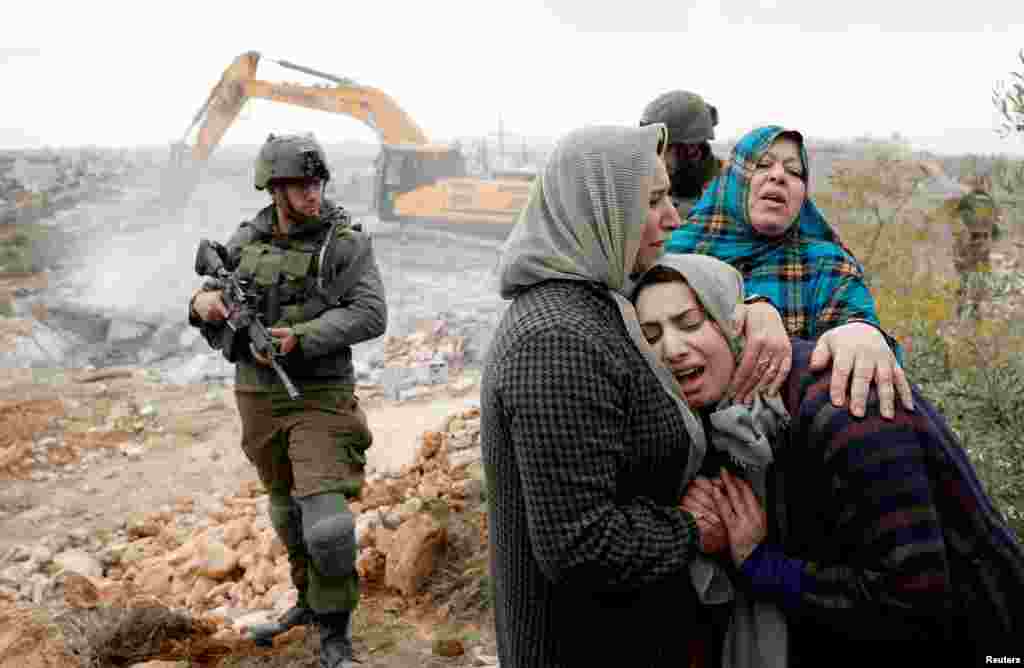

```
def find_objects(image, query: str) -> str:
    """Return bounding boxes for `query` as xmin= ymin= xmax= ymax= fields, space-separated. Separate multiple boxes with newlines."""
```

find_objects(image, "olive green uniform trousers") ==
xmin=236 ymin=384 xmax=371 ymax=613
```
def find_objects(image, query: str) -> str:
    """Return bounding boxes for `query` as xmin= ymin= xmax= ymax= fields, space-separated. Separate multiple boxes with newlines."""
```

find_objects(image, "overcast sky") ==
xmin=2 ymin=0 xmax=1023 ymax=156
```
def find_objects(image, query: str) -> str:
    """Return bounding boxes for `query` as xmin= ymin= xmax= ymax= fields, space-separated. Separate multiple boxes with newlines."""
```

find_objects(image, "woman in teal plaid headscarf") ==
xmin=666 ymin=125 xmax=903 ymax=357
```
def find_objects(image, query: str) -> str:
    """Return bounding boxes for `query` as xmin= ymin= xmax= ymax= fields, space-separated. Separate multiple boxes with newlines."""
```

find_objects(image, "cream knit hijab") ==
xmin=497 ymin=123 xmax=706 ymax=479
xmin=633 ymin=253 xmax=789 ymax=668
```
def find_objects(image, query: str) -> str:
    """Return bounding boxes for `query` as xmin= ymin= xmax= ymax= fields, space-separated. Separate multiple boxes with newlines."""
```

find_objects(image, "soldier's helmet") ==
xmin=254 ymin=133 xmax=331 ymax=191
xmin=640 ymin=91 xmax=718 ymax=145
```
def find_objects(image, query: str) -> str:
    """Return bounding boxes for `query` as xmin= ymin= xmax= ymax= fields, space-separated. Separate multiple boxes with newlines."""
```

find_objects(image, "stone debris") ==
xmin=0 ymin=405 xmax=489 ymax=665
xmin=380 ymin=318 xmax=467 ymax=400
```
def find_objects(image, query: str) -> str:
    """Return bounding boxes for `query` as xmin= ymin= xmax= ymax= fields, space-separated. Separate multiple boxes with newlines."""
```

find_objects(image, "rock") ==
xmin=433 ymin=637 xmax=465 ymax=657
xmin=447 ymin=445 xmax=482 ymax=471
xmin=170 ymin=573 xmax=193 ymax=597
xmin=374 ymin=528 xmax=397 ymax=556
xmin=126 ymin=513 xmax=162 ymax=538
xmin=36 ymin=436 xmax=59 ymax=449
xmin=234 ymin=610 xmax=277 ymax=632
xmin=114 ymin=542 xmax=147 ymax=565
xmin=164 ymin=540 xmax=197 ymax=567
xmin=136 ymin=562 xmax=174 ymax=597
xmin=8 ymin=545 xmax=31 ymax=563
xmin=450 ymin=478 xmax=484 ymax=502
xmin=0 ymin=600 xmax=81 ymax=667
xmin=106 ymin=317 xmax=152 ymax=342
xmin=206 ymin=581 xmax=234 ymax=602
xmin=418 ymin=479 xmax=445 ymax=500
xmin=195 ymin=541 xmax=239 ymax=579
xmin=384 ymin=513 xmax=447 ymax=597
xmin=0 ymin=319 xmax=73 ymax=367
xmin=473 ymin=649 xmax=500 ymax=666
xmin=60 ymin=572 xmax=100 ymax=609
xmin=355 ymin=510 xmax=382 ymax=548
xmin=187 ymin=575 xmax=217 ymax=608
xmin=356 ymin=548 xmax=386 ymax=581
xmin=221 ymin=518 xmax=250 ymax=548
xmin=380 ymin=510 xmax=403 ymax=530
xmin=419 ymin=430 xmax=443 ymax=459
xmin=0 ymin=565 xmax=30 ymax=589
xmin=29 ymin=544 xmax=54 ymax=564
xmin=400 ymin=497 xmax=424 ymax=516
xmin=257 ymin=528 xmax=285 ymax=561
xmin=52 ymin=549 xmax=103 ymax=578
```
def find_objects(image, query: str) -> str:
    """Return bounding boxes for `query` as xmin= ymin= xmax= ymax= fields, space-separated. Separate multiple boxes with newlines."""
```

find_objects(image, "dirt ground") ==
xmin=0 ymin=367 xmax=495 ymax=667
xmin=0 ymin=368 xmax=479 ymax=551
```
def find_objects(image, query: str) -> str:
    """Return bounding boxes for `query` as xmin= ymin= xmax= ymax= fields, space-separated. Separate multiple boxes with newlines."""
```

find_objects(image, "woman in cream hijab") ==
xmin=482 ymin=122 xmax=728 ymax=667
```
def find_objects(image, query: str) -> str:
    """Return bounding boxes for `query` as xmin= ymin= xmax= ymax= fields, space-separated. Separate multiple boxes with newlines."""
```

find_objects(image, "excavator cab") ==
xmin=374 ymin=144 xmax=467 ymax=221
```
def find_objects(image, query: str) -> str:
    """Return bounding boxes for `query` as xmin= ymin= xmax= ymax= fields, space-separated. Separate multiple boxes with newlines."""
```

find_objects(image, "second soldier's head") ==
xmin=640 ymin=90 xmax=719 ymax=200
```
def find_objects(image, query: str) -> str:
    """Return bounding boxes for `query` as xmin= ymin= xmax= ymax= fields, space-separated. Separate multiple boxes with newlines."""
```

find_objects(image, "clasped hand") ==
xmin=681 ymin=469 xmax=767 ymax=566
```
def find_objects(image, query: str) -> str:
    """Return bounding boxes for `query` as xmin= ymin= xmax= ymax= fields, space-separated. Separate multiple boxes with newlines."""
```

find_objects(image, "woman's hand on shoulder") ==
xmin=810 ymin=322 xmax=914 ymax=419
xmin=730 ymin=301 xmax=792 ymax=403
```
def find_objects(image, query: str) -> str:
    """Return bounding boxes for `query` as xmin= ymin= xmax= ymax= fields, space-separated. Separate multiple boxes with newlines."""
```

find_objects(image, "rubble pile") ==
xmin=383 ymin=318 xmax=466 ymax=369
xmin=379 ymin=319 xmax=473 ymax=400
xmin=0 ymin=148 xmax=137 ymax=225
xmin=0 ymin=375 xmax=176 ymax=486
xmin=0 ymin=407 xmax=491 ymax=666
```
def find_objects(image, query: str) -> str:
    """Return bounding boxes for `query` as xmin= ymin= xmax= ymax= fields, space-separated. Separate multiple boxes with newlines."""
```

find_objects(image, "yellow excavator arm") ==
xmin=168 ymin=51 xmax=531 ymax=240
xmin=181 ymin=51 xmax=429 ymax=162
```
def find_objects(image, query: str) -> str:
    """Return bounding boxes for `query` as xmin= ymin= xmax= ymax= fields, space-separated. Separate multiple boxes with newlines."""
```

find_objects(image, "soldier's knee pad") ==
xmin=268 ymin=495 xmax=305 ymax=553
xmin=297 ymin=494 xmax=357 ymax=577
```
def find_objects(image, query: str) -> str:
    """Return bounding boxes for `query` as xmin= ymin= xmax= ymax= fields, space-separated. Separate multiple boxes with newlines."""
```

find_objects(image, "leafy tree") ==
xmin=992 ymin=48 xmax=1024 ymax=138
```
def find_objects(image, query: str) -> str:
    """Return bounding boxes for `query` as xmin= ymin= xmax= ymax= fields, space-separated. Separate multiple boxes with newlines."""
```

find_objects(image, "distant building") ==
xmin=11 ymin=157 xmax=60 ymax=192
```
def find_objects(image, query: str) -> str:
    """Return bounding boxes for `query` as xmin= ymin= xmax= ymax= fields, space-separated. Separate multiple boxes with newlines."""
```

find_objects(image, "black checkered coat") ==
xmin=482 ymin=279 xmax=703 ymax=667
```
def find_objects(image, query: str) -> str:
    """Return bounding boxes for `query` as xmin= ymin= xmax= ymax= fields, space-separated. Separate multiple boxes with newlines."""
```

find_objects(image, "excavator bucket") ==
xmin=159 ymin=52 xmax=262 ymax=212
xmin=159 ymin=142 xmax=202 ymax=213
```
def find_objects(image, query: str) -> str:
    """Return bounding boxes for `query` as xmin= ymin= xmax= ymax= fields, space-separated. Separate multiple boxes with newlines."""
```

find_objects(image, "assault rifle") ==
xmin=194 ymin=239 xmax=302 ymax=400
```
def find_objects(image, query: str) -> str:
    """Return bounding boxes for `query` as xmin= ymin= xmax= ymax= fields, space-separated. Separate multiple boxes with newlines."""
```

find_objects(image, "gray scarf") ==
xmin=634 ymin=253 xmax=790 ymax=668
xmin=497 ymin=124 xmax=706 ymax=480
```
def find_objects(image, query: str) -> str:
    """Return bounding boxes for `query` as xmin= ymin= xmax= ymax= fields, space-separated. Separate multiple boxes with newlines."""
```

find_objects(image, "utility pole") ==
xmin=498 ymin=114 xmax=505 ymax=173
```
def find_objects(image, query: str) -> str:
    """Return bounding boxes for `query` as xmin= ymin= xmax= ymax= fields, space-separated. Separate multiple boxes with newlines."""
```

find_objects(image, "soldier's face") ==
xmin=663 ymin=143 xmax=704 ymax=173
xmin=282 ymin=179 xmax=323 ymax=219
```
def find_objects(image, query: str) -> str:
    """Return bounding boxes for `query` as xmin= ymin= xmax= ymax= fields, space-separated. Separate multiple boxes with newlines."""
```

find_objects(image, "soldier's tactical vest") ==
xmin=232 ymin=207 xmax=359 ymax=388
xmin=235 ymin=212 xmax=349 ymax=328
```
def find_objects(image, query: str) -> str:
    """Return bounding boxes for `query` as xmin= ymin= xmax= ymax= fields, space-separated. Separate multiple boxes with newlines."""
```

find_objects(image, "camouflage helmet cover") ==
xmin=254 ymin=133 xmax=331 ymax=191
xmin=640 ymin=91 xmax=718 ymax=145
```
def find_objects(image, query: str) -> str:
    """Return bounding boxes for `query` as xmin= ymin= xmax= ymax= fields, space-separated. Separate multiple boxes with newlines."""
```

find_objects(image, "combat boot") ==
xmin=316 ymin=610 xmax=358 ymax=668
xmin=246 ymin=600 xmax=315 ymax=647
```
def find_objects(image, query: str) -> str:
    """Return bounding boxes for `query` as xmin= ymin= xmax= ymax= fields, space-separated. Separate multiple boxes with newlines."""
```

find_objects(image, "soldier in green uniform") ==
xmin=188 ymin=133 xmax=386 ymax=668
xmin=953 ymin=175 xmax=1002 ymax=318
xmin=640 ymin=90 xmax=726 ymax=216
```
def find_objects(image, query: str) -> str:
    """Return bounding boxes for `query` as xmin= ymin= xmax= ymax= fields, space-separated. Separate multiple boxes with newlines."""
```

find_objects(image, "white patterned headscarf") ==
xmin=497 ymin=123 xmax=706 ymax=479
xmin=498 ymin=124 xmax=663 ymax=298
